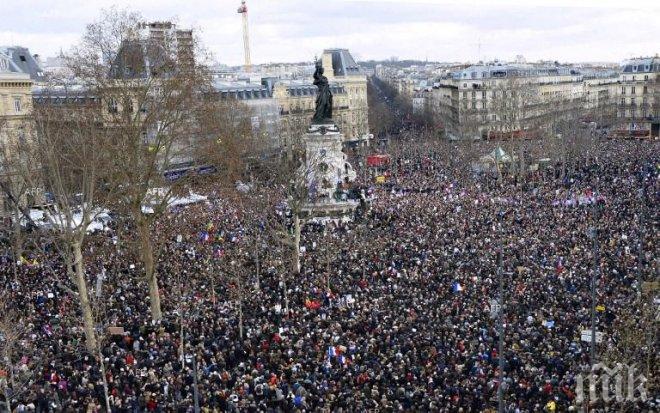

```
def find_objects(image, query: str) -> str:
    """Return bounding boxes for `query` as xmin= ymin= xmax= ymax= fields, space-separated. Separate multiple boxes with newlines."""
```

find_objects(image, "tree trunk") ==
xmin=11 ymin=213 xmax=23 ymax=281
xmin=284 ymin=278 xmax=290 ymax=314
xmin=518 ymin=144 xmax=525 ymax=182
xmin=236 ymin=271 xmax=244 ymax=340
xmin=97 ymin=345 xmax=111 ymax=412
xmin=138 ymin=219 xmax=162 ymax=321
xmin=2 ymin=343 xmax=13 ymax=413
xmin=71 ymin=241 xmax=98 ymax=352
xmin=292 ymin=214 xmax=301 ymax=275
xmin=179 ymin=312 xmax=184 ymax=363
xmin=2 ymin=385 xmax=10 ymax=413
xmin=238 ymin=298 xmax=244 ymax=340
xmin=254 ymin=235 xmax=260 ymax=290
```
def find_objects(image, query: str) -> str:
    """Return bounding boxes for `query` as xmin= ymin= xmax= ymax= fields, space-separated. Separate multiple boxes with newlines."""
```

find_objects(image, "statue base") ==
xmin=301 ymin=200 xmax=359 ymax=219
xmin=307 ymin=122 xmax=340 ymax=135
xmin=301 ymin=121 xmax=357 ymax=218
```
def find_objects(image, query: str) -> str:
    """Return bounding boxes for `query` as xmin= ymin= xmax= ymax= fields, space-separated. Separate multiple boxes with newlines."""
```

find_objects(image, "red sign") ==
xmin=367 ymin=154 xmax=390 ymax=167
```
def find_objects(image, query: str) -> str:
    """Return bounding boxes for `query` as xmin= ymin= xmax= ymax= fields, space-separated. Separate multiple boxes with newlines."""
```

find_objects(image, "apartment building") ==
xmin=428 ymin=62 xmax=599 ymax=139
xmin=0 ymin=47 xmax=42 ymax=212
xmin=214 ymin=49 xmax=370 ymax=148
xmin=616 ymin=57 xmax=660 ymax=137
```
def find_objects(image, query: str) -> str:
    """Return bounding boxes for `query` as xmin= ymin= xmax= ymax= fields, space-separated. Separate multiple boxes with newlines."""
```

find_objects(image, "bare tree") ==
xmin=490 ymin=77 xmax=539 ymax=179
xmin=0 ymin=122 xmax=36 ymax=279
xmin=0 ymin=296 xmax=37 ymax=413
xmin=601 ymin=293 xmax=658 ymax=412
xmin=274 ymin=158 xmax=308 ymax=276
xmin=66 ymin=8 xmax=213 ymax=321
xmin=25 ymin=93 xmax=111 ymax=352
xmin=196 ymin=98 xmax=262 ymax=184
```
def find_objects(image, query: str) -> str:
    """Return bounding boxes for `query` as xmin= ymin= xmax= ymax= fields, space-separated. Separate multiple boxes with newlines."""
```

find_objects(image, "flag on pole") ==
xmin=338 ymin=354 xmax=346 ymax=365
xmin=452 ymin=282 xmax=463 ymax=293
xmin=327 ymin=346 xmax=336 ymax=359
xmin=198 ymin=231 xmax=210 ymax=242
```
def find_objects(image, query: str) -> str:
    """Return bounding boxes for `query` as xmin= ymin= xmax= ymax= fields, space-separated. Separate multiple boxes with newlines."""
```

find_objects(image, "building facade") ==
xmin=381 ymin=56 xmax=660 ymax=140
xmin=616 ymin=57 xmax=660 ymax=137
xmin=214 ymin=49 xmax=370 ymax=149
xmin=0 ymin=47 xmax=42 ymax=213
xmin=429 ymin=63 xmax=588 ymax=139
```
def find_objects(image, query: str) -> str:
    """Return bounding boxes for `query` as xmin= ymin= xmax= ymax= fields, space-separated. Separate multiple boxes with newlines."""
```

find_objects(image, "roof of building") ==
xmin=213 ymin=78 xmax=346 ymax=101
xmin=581 ymin=69 xmax=619 ymax=80
xmin=620 ymin=57 xmax=660 ymax=73
xmin=213 ymin=80 xmax=273 ymax=100
xmin=324 ymin=49 xmax=361 ymax=77
xmin=0 ymin=46 xmax=45 ymax=81
xmin=450 ymin=62 xmax=580 ymax=80
xmin=32 ymin=83 xmax=98 ymax=105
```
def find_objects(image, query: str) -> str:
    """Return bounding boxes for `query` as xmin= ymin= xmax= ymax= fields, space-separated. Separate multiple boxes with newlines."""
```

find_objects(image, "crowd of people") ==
xmin=0 ymin=139 xmax=657 ymax=412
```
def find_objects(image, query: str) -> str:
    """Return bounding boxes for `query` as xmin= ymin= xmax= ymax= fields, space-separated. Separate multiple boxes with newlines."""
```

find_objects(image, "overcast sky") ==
xmin=2 ymin=0 xmax=659 ymax=65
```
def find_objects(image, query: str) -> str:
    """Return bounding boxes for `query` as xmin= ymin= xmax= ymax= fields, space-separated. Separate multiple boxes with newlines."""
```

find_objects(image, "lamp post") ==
xmin=497 ymin=246 xmax=505 ymax=413
xmin=192 ymin=354 xmax=200 ymax=413
xmin=636 ymin=187 xmax=646 ymax=293
xmin=589 ymin=195 xmax=600 ymax=366
xmin=589 ymin=225 xmax=598 ymax=365
xmin=495 ymin=207 xmax=506 ymax=413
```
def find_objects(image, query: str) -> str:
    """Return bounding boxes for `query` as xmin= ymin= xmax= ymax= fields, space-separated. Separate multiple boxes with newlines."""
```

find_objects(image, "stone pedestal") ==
xmin=302 ymin=122 xmax=357 ymax=216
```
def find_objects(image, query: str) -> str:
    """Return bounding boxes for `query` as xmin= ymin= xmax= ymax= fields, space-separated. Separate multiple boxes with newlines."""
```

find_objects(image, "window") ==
xmin=644 ymin=75 xmax=649 ymax=81
xmin=621 ymin=87 xmax=625 ymax=95
xmin=107 ymin=98 xmax=118 ymax=114
xmin=13 ymin=97 xmax=21 ymax=113
xmin=631 ymin=87 xmax=636 ymax=94
xmin=491 ymin=114 xmax=496 ymax=121
xmin=643 ymin=86 xmax=648 ymax=94
xmin=482 ymin=91 xmax=486 ymax=99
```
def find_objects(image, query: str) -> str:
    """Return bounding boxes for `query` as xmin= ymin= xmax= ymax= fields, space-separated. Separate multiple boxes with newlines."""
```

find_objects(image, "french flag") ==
xmin=338 ymin=354 xmax=347 ymax=366
xmin=452 ymin=282 xmax=463 ymax=293
xmin=327 ymin=346 xmax=336 ymax=359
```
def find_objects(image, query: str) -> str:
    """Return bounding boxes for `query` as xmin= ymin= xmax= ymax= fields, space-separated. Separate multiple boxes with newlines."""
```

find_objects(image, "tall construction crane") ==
xmin=237 ymin=0 xmax=251 ymax=72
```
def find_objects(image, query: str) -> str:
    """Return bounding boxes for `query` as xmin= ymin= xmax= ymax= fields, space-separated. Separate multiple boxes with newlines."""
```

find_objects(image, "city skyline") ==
xmin=1 ymin=0 xmax=659 ymax=66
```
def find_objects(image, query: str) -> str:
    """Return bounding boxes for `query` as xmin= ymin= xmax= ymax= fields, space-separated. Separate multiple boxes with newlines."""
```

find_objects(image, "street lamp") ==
xmin=497 ymin=247 xmax=505 ymax=413
xmin=589 ymin=196 xmax=601 ymax=366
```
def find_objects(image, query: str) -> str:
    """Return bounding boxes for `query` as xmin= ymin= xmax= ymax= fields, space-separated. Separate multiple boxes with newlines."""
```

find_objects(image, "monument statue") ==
xmin=312 ymin=58 xmax=333 ymax=124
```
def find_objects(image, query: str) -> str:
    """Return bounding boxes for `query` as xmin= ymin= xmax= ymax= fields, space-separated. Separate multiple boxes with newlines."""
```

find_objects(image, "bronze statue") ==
xmin=312 ymin=58 xmax=333 ymax=124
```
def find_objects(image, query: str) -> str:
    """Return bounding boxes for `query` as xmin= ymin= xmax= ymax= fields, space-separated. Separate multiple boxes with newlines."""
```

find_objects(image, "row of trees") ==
xmin=0 ymin=10 xmax=319 ymax=410
xmin=0 ymin=9 xmax=305 ymax=355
